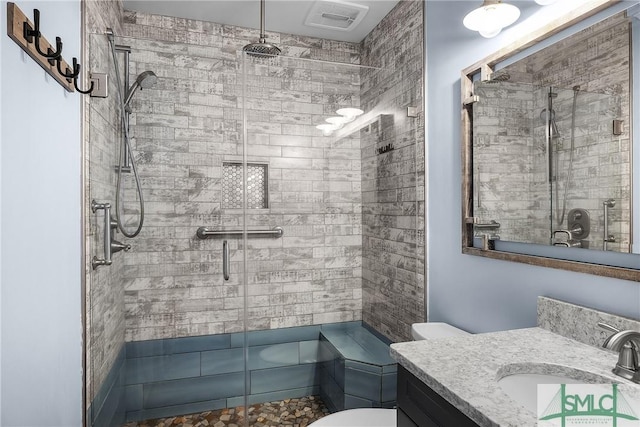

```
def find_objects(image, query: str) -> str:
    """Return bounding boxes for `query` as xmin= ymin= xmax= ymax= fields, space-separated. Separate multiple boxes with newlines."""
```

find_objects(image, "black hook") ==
xmin=73 ymin=62 xmax=94 ymax=95
xmin=57 ymin=57 xmax=80 ymax=82
xmin=23 ymin=9 xmax=62 ymax=59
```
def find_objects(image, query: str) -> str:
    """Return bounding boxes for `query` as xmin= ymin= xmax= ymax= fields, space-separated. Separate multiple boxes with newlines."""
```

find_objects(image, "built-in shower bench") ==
xmin=318 ymin=324 xmax=397 ymax=412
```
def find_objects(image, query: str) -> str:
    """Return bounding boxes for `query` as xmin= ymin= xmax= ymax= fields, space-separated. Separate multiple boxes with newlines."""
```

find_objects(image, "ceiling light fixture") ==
xmin=336 ymin=107 xmax=364 ymax=118
xmin=316 ymin=123 xmax=339 ymax=136
xmin=326 ymin=116 xmax=350 ymax=125
xmin=463 ymin=0 xmax=520 ymax=38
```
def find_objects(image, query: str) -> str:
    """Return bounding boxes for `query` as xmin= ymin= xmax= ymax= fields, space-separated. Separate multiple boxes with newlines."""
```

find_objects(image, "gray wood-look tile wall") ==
xmin=86 ymin=0 xmax=426 ymax=405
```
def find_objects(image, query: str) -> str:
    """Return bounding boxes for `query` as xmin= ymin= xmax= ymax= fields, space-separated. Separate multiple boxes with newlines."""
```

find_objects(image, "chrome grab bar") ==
xmin=474 ymin=220 xmax=500 ymax=231
xmin=603 ymin=199 xmax=615 ymax=250
xmin=223 ymin=240 xmax=230 ymax=281
xmin=196 ymin=226 xmax=284 ymax=239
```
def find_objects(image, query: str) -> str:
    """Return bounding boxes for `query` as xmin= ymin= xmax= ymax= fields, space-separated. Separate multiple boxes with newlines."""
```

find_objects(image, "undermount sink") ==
xmin=497 ymin=365 xmax=613 ymax=413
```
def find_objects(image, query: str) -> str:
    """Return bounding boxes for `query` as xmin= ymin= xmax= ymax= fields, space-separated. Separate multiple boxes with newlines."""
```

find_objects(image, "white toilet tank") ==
xmin=411 ymin=322 xmax=470 ymax=340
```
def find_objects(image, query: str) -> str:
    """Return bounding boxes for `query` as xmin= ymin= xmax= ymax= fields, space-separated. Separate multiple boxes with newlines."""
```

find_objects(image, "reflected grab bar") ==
xmin=196 ymin=226 xmax=284 ymax=239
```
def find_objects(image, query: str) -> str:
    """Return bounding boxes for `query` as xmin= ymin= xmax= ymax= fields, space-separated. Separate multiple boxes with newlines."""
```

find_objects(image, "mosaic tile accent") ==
xmin=360 ymin=0 xmax=426 ymax=342
xmin=222 ymin=163 xmax=268 ymax=209
xmin=537 ymin=296 xmax=640 ymax=348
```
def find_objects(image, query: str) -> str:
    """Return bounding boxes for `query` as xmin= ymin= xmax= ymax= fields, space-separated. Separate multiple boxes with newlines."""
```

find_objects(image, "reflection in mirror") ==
xmin=471 ymin=10 xmax=632 ymax=254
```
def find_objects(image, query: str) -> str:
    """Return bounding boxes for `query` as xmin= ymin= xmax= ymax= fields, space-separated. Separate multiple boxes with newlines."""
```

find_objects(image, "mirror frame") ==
xmin=461 ymin=0 xmax=640 ymax=282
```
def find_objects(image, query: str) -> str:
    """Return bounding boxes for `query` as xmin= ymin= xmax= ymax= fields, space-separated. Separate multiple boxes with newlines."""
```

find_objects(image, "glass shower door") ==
xmin=239 ymin=52 xmax=365 ymax=421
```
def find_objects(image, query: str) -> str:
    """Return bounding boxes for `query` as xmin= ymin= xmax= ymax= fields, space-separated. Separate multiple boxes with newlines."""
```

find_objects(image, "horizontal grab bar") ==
xmin=196 ymin=226 xmax=284 ymax=239
xmin=474 ymin=220 xmax=500 ymax=230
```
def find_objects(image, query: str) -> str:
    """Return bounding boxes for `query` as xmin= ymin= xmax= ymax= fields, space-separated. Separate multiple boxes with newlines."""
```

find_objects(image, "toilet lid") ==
xmin=309 ymin=408 xmax=397 ymax=427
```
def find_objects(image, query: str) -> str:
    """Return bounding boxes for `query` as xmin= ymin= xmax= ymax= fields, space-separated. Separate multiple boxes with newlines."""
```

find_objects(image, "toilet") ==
xmin=309 ymin=408 xmax=397 ymax=427
xmin=309 ymin=323 xmax=470 ymax=427
xmin=411 ymin=321 xmax=470 ymax=340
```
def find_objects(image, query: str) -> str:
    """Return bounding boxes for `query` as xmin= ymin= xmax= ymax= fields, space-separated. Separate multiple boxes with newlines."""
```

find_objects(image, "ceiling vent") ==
xmin=304 ymin=0 xmax=369 ymax=32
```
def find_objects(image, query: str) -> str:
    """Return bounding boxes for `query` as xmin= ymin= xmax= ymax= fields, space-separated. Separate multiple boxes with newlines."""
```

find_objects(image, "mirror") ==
xmin=461 ymin=1 xmax=640 ymax=281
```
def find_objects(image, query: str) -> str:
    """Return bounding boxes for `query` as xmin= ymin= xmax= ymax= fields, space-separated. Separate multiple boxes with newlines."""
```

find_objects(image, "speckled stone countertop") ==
xmin=390 ymin=327 xmax=640 ymax=427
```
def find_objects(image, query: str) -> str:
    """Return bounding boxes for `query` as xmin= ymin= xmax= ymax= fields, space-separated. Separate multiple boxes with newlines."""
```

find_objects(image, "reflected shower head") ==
xmin=540 ymin=108 xmax=560 ymax=138
xmin=486 ymin=72 xmax=510 ymax=83
xmin=124 ymin=71 xmax=157 ymax=110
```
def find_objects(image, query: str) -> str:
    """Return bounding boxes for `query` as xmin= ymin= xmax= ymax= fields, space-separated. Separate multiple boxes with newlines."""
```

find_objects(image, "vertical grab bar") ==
xmin=603 ymin=199 xmax=616 ymax=251
xmin=92 ymin=200 xmax=112 ymax=269
xmin=223 ymin=240 xmax=230 ymax=281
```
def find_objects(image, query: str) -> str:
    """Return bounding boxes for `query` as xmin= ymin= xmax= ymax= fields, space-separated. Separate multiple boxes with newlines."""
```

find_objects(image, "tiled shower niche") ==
xmin=222 ymin=163 xmax=269 ymax=209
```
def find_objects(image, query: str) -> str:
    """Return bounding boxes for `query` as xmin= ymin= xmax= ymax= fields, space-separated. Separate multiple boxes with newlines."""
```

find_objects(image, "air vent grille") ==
xmin=304 ymin=0 xmax=369 ymax=32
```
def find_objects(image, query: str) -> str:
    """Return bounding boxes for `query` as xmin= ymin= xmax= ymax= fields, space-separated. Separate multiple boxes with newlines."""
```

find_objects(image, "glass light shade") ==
xmin=463 ymin=1 xmax=520 ymax=38
xmin=316 ymin=123 xmax=338 ymax=136
xmin=336 ymin=107 xmax=364 ymax=117
xmin=534 ymin=0 xmax=557 ymax=5
xmin=326 ymin=116 xmax=350 ymax=125
xmin=316 ymin=123 xmax=338 ymax=131
xmin=479 ymin=27 xmax=502 ymax=38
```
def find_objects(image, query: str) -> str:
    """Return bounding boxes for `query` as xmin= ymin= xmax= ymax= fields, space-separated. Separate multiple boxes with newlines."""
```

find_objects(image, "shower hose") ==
xmin=555 ymin=87 xmax=579 ymax=226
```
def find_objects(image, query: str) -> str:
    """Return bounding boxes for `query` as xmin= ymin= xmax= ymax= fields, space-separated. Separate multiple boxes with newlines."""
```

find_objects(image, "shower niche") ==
xmin=222 ymin=162 xmax=269 ymax=210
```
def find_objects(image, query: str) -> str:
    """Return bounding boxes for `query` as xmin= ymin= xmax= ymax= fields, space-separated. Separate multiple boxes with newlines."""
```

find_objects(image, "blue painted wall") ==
xmin=0 ymin=0 xmax=83 ymax=425
xmin=425 ymin=1 xmax=640 ymax=333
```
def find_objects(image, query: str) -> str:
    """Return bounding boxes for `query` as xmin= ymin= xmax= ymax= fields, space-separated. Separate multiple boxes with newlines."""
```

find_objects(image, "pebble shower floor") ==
xmin=124 ymin=396 xmax=330 ymax=427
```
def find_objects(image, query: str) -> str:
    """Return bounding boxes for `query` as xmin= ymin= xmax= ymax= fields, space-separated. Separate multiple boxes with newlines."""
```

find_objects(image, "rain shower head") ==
xmin=124 ymin=70 xmax=157 ymax=109
xmin=243 ymin=0 xmax=281 ymax=57
xmin=243 ymin=41 xmax=282 ymax=57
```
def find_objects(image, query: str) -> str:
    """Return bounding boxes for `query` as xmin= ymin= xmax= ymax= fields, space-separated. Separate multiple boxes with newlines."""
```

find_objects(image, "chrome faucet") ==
xmin=599 ymin=322 xmax=640 ymax=384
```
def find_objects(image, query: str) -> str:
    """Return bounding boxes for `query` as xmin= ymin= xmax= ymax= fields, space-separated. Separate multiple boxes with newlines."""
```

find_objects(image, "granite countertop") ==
xmin=390 ymin=327 xmax=640 ymax=427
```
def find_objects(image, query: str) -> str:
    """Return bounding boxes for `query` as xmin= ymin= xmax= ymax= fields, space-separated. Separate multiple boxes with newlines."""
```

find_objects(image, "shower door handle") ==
xmin=222 ymin=240 xmax=230 ymax=281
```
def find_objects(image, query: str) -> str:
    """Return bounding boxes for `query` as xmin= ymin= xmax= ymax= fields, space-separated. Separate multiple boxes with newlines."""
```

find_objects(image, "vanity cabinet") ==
xmin=396 ymin=366 xmax=480 ymax=427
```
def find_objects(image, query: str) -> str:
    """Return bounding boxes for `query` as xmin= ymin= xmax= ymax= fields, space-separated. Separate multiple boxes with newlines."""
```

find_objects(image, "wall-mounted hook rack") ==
xmin=23 ymin=8 xmax=62 ymax=59
xmin=6 ymin=2 xmax=75 ymax=92
xmin=56 ymin=57 xmax=79 ymax=82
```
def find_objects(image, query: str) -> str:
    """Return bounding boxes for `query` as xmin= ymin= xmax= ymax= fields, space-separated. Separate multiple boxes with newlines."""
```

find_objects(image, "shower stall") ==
xmin=84 ymin=1 xmax=425 ymax=425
